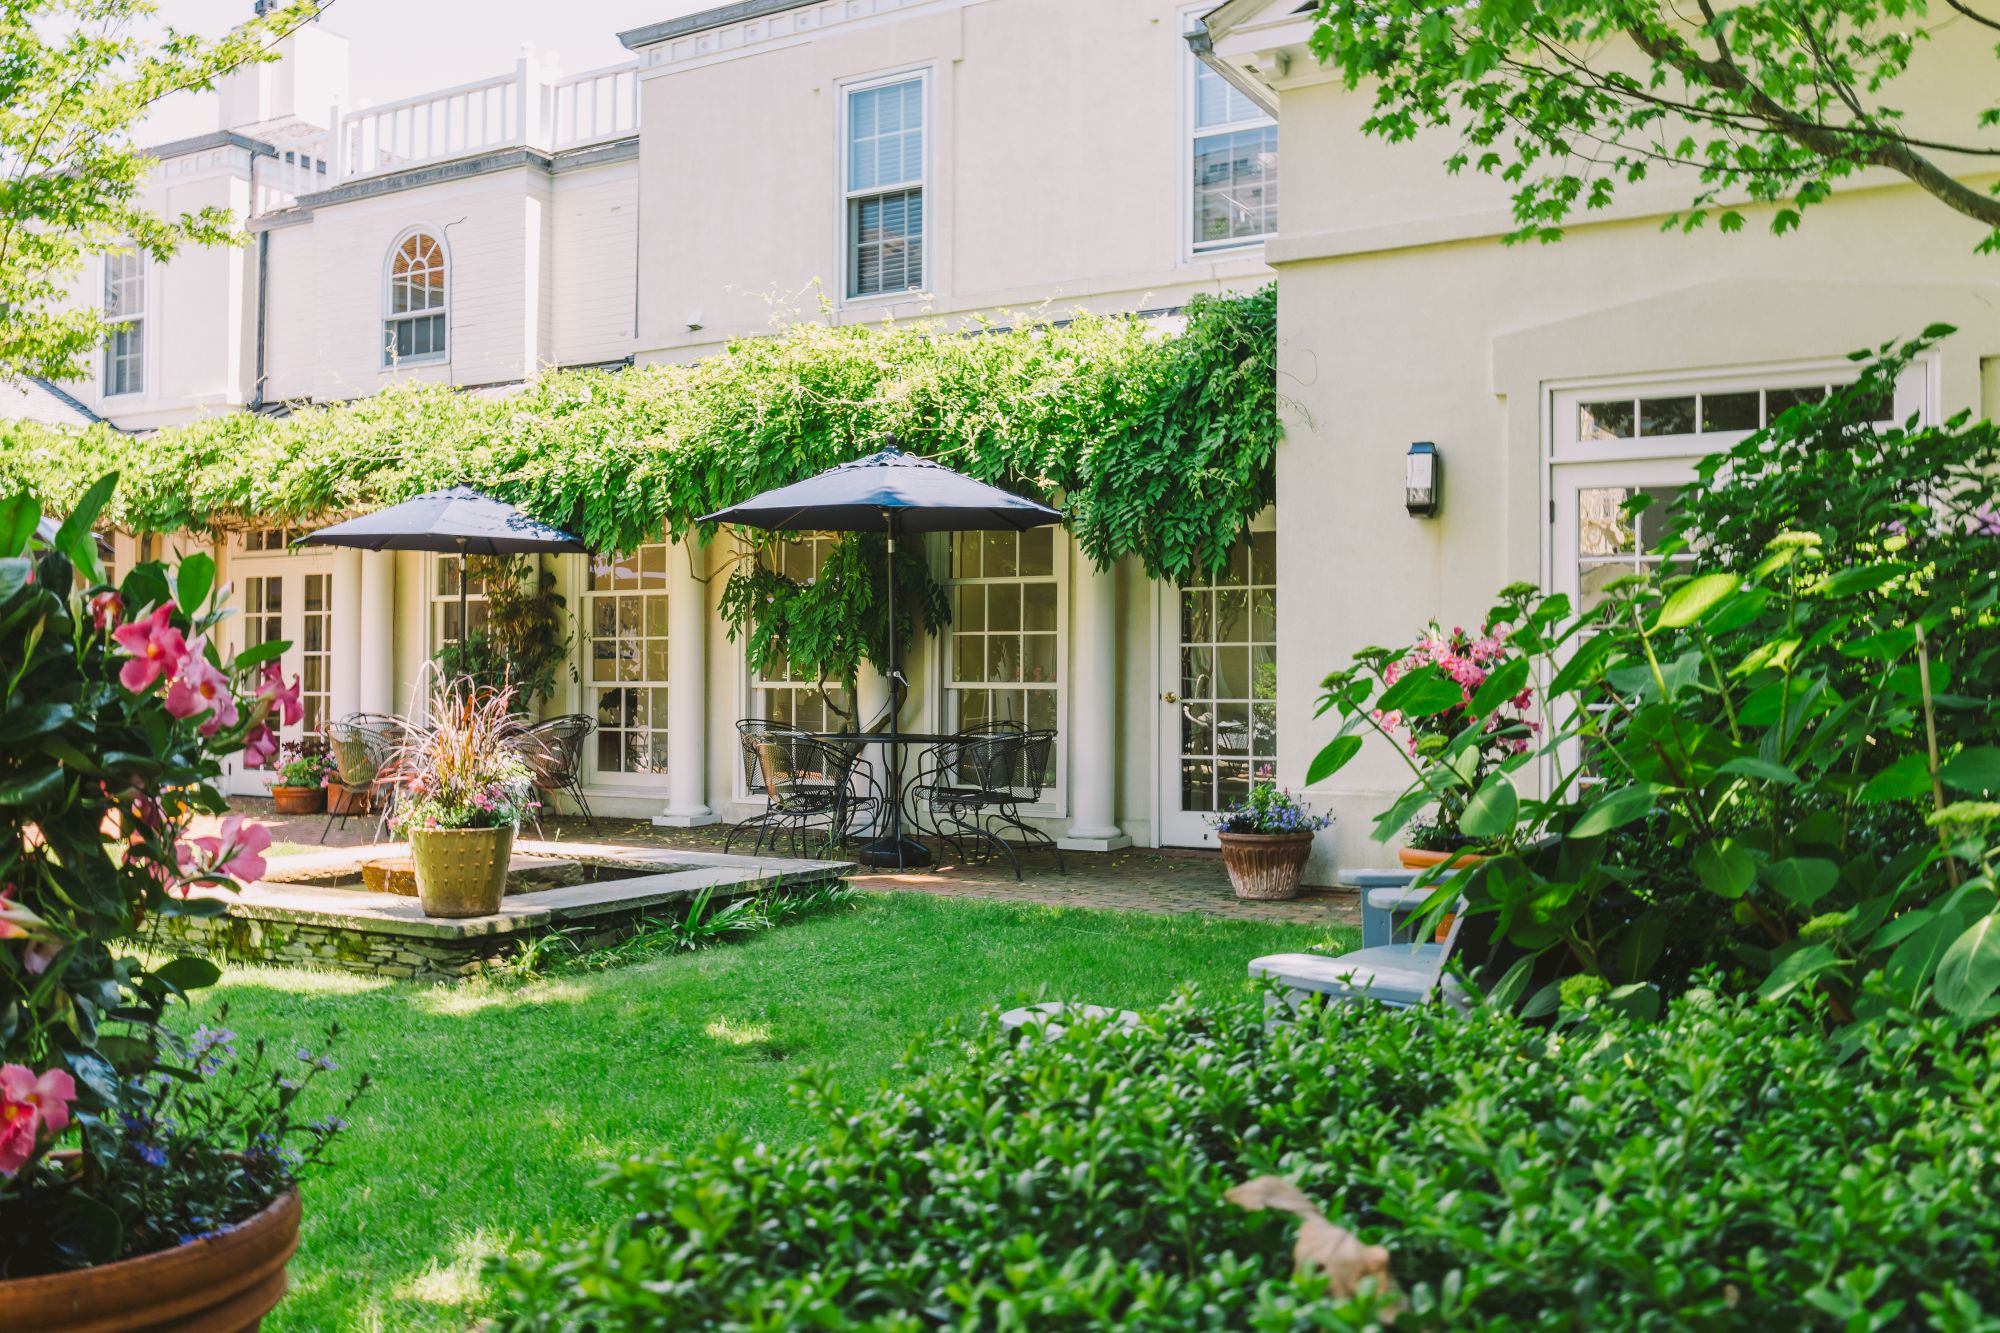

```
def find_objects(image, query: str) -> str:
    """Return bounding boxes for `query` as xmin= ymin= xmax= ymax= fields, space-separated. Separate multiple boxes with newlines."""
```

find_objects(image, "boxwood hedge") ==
xmin=491 ymin=987 xmax=1999 ymax=1330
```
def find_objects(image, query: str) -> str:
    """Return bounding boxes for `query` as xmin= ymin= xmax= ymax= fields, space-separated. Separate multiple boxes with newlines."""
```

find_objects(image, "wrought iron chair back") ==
xmin=519 ymin=714 xmax=597 ymax=828
xmin=913 ymin=725 xmax=1063 ymax=879
xmin=322 ymin=712 xmax=405 ymax=843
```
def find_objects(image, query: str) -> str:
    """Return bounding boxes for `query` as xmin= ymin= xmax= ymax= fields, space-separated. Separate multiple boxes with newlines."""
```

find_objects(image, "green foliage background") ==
xmin=0 ymin=288 xmax=1277 ymax=684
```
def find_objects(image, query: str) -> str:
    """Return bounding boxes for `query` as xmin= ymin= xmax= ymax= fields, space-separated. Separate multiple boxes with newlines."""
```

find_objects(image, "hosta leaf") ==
xmin=1935 ymin=913 xmax=2000 ymax=1020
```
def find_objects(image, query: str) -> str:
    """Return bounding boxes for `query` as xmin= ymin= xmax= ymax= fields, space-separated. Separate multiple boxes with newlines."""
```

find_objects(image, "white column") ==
xmin=329 ymin=548 xmax=362 ymax=722
xmin=357 ymin=550 xmax=395 ymax=715
xmin=656 ymin=537 xmax=717 ymax=826
xmin=1061 ymin=555 xmax=1130 ymax=852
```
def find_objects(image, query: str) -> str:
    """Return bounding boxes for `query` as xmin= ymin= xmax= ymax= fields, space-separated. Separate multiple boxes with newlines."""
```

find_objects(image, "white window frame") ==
xmin=580 ymin=544 xmax=673 ymax=790
xmin=837 ymin=68 xmax=931 ymax=307
xmin=1541 ymin=353 xmax=1939 ymax=783
xmin=1183 ymin=13 xmax=1278 ymax=259
xmin=737 ymin=533 xmax=858 ymax=800
xmin=428 ymin=553 xmax=493 ymax=664
xmin=102 ymin=249 xmax=146 ymax=398
xmin=936 ymin=528 xmax=1070 ymax=817
xmin=381 ymin=227 xmax=450 ymax=367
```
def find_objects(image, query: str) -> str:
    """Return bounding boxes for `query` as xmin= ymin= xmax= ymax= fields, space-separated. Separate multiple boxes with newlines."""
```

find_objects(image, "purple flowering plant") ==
xmin=1211 ymin=784 xmax=1332 ymax=836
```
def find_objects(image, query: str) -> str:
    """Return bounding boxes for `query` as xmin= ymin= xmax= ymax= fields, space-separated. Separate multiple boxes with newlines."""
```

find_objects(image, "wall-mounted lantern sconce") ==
xmin=1405 ymin=441 xmax=1441 ymax=517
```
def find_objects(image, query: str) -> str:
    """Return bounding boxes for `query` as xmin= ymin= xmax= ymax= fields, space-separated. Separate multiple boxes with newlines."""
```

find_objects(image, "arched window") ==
xmin=383 ymin=230 xmax=447 ymax=365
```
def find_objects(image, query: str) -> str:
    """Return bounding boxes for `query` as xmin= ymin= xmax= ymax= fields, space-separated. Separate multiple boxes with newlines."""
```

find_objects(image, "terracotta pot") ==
xmin=407 ymin=824 xmax=516 ymax=918
xmin=324 ymin=781 xmax=371 ymax=817
xmin=0 ymin=1187 xmax=300 ymax=1332
xmin=1217 ymin=830 xmax=1315 ymax=901
xmin=1397 ymin=846 xmax=1489 ymax=871
xmin=269 ymin=785 xmax=325 ymax=816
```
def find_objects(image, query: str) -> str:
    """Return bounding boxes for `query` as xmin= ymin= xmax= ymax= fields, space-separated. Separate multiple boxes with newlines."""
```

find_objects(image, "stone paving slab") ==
xmin=206 ymin=801 xmax=1361 ymax=929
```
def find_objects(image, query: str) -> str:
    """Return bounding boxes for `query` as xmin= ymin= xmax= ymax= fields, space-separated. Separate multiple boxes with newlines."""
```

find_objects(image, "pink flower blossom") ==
xmin=0 ymin=1064 xmax=76 ymax=1176
xmin=112 ymin=603 xmax=187 ymax=693
xmin=255 ymin=662 xmax=304 ymax=728
xmin=0 ymin=885 xmax=43 ymax=940
xmin=180 ymin=815 xmax=272 ymax=887
xmin=242 ymin=723 xmax=279 ymax=770
xmin=163 ymin=640 xmax=240 ymax=736
xmin=88 ymin=589 xmax=124 ymax=631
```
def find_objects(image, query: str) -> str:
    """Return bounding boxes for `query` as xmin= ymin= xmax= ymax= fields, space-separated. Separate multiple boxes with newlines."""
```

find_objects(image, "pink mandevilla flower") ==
xmin=111 ymin=603 xmax=188 ymax=693
xmin=256 ymin=661 xmax=305 ymax=728
xmin=163 ymin=639 xmax=241 ymax=736
xmin=0 ymin=1064 xmax=76 ymax=1176
xmin=88 ymin=589 xmax=125 ymax=631
xmin=180 ymin=815 xmax=273 ymax=887
xmin=242 ymin=723 xmax=279 ymax=769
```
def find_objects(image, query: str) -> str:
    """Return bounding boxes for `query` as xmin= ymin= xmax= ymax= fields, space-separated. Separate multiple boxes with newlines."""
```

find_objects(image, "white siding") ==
xmin=550 ymin=159 xmax=638 ymax=366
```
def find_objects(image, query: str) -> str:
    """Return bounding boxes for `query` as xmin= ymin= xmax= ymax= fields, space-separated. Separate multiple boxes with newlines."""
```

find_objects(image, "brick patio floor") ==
xmin=215 ymin=798 xmax=1360 ymax=928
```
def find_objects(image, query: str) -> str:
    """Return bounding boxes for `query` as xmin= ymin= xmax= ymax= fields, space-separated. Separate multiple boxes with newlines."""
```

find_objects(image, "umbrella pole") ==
xmin=884 ymin=509 xmax=907 ymax=869
xmin=457 ymin=540 xmax=470 ymax=688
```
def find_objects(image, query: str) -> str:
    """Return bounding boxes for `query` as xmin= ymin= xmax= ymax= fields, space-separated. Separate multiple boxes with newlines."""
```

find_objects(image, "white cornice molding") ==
xmin=632 ymin=0 xmax=973 ymax=78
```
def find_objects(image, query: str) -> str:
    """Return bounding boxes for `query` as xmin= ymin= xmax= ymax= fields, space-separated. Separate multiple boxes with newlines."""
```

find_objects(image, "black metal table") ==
xmin=810 ymin=730 xmax=954 ymax=869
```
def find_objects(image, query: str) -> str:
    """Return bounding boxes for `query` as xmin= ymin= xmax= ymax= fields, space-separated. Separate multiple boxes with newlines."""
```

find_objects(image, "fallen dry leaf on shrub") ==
xmin=1226 ymin=1175 xmax=1402 ymax=1314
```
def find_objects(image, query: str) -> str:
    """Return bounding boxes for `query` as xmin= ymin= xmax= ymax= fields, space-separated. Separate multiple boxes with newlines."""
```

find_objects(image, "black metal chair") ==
xmin=729 ymin=726 xmax=877 ymax=858
xmin=912 ymin=726 xmax=1063 ymax=879
xmin=726 ymin=719 xmax=880 ymax=855
xmin=322 ymin=712 xmax=404 ymax=843
xmin=519 ymin=714 xmax=596 ymax=831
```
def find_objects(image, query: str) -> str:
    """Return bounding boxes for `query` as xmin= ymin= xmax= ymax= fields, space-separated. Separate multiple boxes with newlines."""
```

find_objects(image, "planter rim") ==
xmin=406 ymin=822 xmax=521 ymax=837
xmin=1216 ymin=829 xmax=1319 ymax=842
xmin=0 ymin=1184 xmax=299 ymax=1314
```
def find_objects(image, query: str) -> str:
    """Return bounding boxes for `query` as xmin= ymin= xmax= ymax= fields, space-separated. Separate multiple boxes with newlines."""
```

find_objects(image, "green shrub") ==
xmin=490 ymin=986 xmax=1999 ymax=1330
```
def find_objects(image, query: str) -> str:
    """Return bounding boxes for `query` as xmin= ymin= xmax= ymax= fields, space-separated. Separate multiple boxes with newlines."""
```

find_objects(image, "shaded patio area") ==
xmin=208 ymin=798 xmax=1361 ymax=928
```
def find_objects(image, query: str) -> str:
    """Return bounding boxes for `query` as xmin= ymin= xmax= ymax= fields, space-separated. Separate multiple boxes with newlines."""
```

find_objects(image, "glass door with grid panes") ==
xmin=583 ymin=544 xmax=671 ymax=786
xmin=225 ymin=533 xmax=335 ymax=796
xmin=1157 ymin=530 xmax=1277 ymax=846
xmin=944 ymin=528 xmax=1062 ymax=797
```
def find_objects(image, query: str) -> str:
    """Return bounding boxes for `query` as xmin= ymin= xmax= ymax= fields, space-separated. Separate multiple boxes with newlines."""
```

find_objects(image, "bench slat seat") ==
xmin=1249 ymin=944 xmax=1450 ymax=1008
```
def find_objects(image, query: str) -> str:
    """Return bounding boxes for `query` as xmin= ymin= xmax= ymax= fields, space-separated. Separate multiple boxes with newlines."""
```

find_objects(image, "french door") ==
xmin=1156 ymin=528 xmax=1277 ymax=846
xmin=224 ymin=550 xmax=336 ymax=796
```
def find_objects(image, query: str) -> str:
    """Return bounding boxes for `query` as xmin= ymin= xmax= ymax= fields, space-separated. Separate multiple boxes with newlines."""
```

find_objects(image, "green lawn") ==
xmin=187 ymin=892 xmax=1353 ymax=1332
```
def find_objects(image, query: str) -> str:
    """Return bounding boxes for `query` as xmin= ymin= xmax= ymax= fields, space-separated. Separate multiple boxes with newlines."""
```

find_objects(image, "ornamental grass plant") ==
xmin=387 ymin=675 xmax=538 ymax=834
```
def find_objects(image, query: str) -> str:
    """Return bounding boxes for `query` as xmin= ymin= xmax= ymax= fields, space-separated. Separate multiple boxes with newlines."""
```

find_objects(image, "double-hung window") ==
xmin=945 ymin=529 xmax=1064 ymax=794
xmin=585 ymin=544 xmax=671 ymax=779
xmin=844 ymin=76 xmax=925 ymax=300
xmin=1189 ymin=46 xmax=1277 ymax=251
xmin=103 ymin=250 xmax=145 ymax=396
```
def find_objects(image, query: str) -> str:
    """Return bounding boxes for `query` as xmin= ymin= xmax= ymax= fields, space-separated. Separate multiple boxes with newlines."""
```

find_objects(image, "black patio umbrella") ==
xmin=300 ymin=486 xmax=587 ymax=677
xmin=700 ymin=444 xmax=1064 ymax=868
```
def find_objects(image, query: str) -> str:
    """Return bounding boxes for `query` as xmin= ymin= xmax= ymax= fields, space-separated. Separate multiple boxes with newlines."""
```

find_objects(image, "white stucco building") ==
xmin=23 ymin=0 xmax=1995 ymax=877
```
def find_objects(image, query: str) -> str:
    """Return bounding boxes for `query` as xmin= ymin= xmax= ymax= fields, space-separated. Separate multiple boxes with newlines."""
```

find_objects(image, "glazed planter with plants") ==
xmin=0 ymin=476 xmax=364 ymax=1328
xmin=269 ymin=737 xmax=335 ymax=815
xmin=390 ymin=677 xmax=539 ymax=919
xmin=1212 ymin=785 xmax=1332 ymax=901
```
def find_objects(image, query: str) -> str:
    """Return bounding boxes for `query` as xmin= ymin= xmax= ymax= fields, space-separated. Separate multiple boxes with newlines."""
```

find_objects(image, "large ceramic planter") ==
xmin=1398 ymin=846 xmax=1489 ymax=872
xmin=0 ymin=1186 xmax=300 ymax=1332
xmin=1218 ymin=830 xmax=1315 ymax=901
xmin=269 ymin=785 xmax=325 ymax=816
xmin=407 ymin=823 xmax=516 ymax=918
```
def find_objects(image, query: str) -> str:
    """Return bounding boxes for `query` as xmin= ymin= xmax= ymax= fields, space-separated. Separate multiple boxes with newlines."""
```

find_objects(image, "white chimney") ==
xmin=217 ymin=20 xmax=350 ymax=132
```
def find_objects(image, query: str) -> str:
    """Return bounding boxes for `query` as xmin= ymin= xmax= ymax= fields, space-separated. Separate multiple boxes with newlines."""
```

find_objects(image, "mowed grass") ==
xmin=184 ymin=892 xmax=1355 ymax=1332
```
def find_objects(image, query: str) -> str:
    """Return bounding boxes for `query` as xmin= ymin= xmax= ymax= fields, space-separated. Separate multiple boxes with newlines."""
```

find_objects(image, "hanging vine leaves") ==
xmin=0 ymin=287 xmax=1279 ymax=685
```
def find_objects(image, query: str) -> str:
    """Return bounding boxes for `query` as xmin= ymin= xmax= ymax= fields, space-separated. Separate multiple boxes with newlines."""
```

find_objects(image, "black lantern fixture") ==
xmin=1404 ymin=441 xmax=1441 ymax=517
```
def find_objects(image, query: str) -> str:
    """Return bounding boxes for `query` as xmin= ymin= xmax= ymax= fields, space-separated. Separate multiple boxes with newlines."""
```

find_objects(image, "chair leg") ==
xmin=568 ymin=780 xmax=595 ymax=828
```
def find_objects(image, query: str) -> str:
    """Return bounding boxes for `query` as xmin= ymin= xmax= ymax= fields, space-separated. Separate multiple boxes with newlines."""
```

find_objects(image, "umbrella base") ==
xmin=854 ymin=836 xmax=933 ymax=869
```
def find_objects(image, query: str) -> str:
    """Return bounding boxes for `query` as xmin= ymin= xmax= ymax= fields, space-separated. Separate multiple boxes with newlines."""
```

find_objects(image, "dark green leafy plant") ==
xmin=491 ymin=983 xmax=2000 ymax=1329
xmin=440 ymin=557 xmax=573 ymax=709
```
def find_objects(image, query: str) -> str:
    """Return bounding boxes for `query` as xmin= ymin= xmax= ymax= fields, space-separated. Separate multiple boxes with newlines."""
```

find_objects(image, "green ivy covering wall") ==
xmin=0 ymin=287 xmax=1278 ymax=684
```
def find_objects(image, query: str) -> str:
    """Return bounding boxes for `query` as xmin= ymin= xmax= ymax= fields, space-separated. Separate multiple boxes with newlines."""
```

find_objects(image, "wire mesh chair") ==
xmin=912 ymin=725 xmax=1063 ymax=879
xmin=730 ymin=726 xmax=878 ymax=858
xmin=726 ymin=719 xmax=880 ymax=854
xmin=518 ymin=715 xmax=596 ymax=832
xmin=322 ymin=712 xmax=405 ymax=843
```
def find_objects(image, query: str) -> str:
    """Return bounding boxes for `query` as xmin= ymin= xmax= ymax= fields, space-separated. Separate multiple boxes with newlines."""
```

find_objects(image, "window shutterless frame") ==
xmin=102 ymin=249 xmax=146 ymax=397
xmin=1182 ymin=9 xmax=1278 ymax=259
xmin=837 ymin=67 xmax=931 ymax=305
xmin=381 ymin=227 xmax=450 ymax=367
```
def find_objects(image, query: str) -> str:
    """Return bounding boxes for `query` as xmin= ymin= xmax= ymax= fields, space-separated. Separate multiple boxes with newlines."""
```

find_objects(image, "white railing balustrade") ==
xmin=331 ymin=56 xmax=640 ymax=183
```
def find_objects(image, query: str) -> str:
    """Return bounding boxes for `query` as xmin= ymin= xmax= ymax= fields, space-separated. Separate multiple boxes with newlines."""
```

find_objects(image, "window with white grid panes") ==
xmin=383 ymin=231 xmax=447 ymax=364
xmin=1573 ymin=382 xmax=1894 ymax=447
xmin=1189 ymin=35 xmax=1277 ymax=251
xmin=585 ymin=544 xmax=671 ymax=779
xmin=1175 ymin=531 xmax=1277 ymax=813
xmin=103 ymin=249 xmax=145 ymax=396
xmin=300 ymin=573 xmax=331 ymax=735
xmin=241 ymin=575 xmax=283 ymax=655
xmin=431 ymin=557 xmax=492 ymax=652
xmin=750 ymin=534 xmax=853 ymax=736
xmin=844 ymin=75 xmax=925 ymax=299
xmin=946 ymin=528 xmax=1061 ymax=789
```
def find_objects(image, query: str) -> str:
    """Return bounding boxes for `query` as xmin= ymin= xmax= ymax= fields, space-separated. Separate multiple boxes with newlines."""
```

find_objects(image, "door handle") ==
xmin=1161 ymin=691 xmax=1179 ymax=704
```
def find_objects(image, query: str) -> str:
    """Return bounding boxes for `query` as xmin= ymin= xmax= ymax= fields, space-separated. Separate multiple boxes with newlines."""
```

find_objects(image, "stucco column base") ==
xmin=653 ymin=810 xmax=720 ymax=828
xmin=1058 ymin=827 xmax=1132 ymax=854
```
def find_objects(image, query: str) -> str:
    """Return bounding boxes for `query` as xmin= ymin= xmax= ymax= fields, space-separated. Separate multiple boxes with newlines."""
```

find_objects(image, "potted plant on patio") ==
xmin=389 ymin=678 xmax=539 ymax=919
xmin=1212 ymin=785 xmax=1331 ymax=901
xmin=269 ymin=737 xmax=334 ymax=815
xmin=0 ymin=477 xmax=363 ymax=1328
